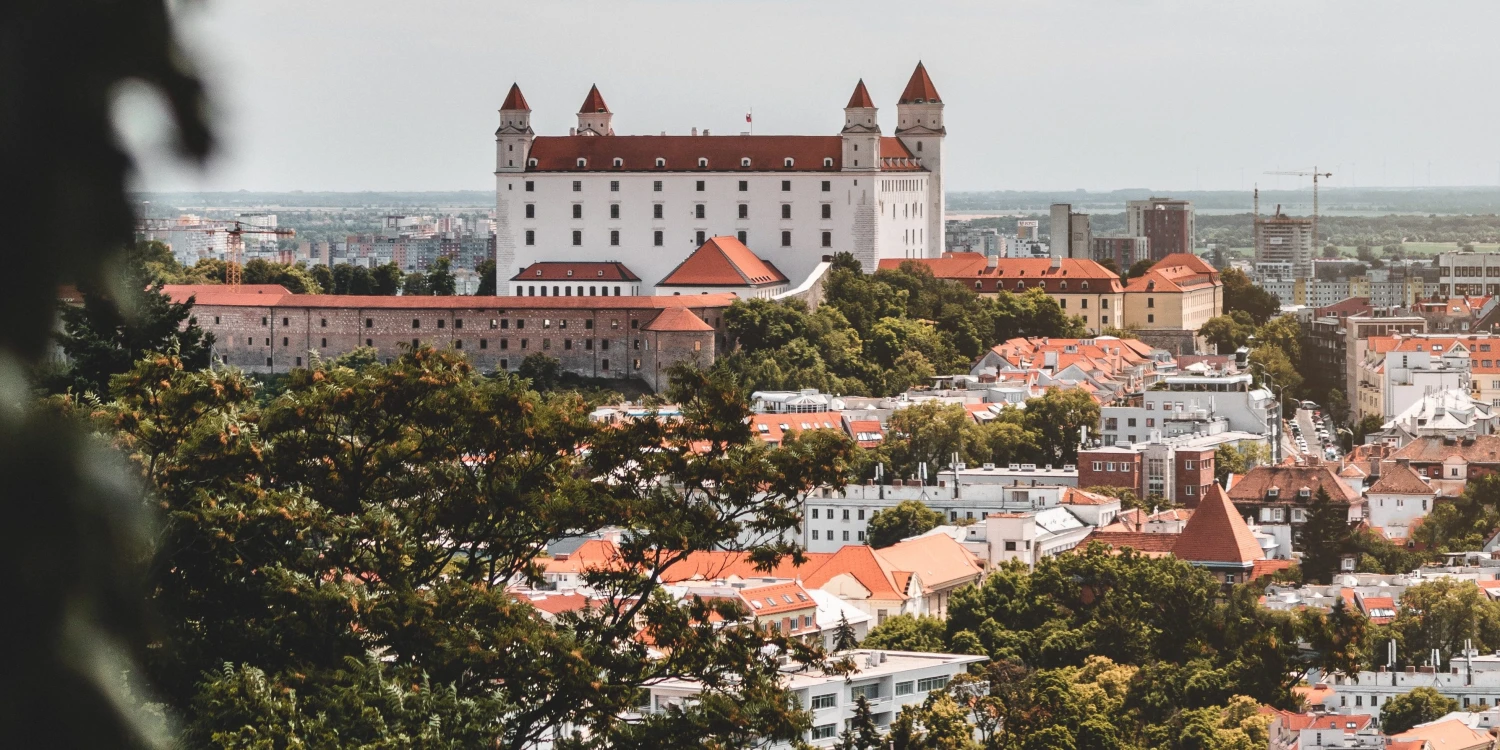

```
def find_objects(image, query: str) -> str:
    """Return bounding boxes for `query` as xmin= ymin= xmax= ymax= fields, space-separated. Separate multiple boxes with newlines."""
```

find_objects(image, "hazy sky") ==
xmin=124 ymin=0 xmax=1500 ymax=194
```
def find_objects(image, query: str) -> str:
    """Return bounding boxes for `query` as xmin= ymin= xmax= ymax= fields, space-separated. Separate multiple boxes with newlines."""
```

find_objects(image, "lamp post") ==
xmin=1250 ymin=362 xmax=1285 ymax=464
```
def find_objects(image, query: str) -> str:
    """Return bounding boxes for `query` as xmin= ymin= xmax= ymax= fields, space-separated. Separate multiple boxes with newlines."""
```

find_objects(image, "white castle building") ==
xmin=493 ymin=63 xmax=947 ymax=293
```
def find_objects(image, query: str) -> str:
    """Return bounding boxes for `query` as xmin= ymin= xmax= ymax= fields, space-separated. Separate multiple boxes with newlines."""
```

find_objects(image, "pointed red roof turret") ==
xmin=898 ymin=62 xmax=941 ymax=104
xmin=501 ymin=83 xmax=530 ymax=110
xmin=1173 ymin=484 xmax=1264 ymax=565
xmin=846 ymin=79 xmax=875 ymax=109
xmin=578 ymin=84 xmax=610 ymax=114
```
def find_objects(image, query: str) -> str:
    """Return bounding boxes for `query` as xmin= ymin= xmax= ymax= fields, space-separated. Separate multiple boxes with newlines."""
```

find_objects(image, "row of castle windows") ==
xmin=243 ymin=335 xmax=674 ymax=355
xmin=244 ymin=353 xmax=645 ymax=373
xmin=238 ymin=316 xmax=661 ymax=331
xmin=524 ymin=179 xmax=836 ymax=193
xmin=525 ymin=202 xmax=834 ymax=221
xmin=524 ymin=228 xmax=831 ymax=249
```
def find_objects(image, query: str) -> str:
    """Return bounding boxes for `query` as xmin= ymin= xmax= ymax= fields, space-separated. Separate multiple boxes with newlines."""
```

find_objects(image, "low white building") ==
xmin=1315 ymin=655 xmax=1500 ymax=715
xmin=1364 ymin=462 xmax=1437 ymax=543
xmin=646 ymin=649 xmax=987 ymax=748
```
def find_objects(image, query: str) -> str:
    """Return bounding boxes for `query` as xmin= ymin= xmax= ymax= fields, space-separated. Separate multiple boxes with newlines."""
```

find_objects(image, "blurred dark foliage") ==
xmin=0 ymin=1 xmax=211 ymax=746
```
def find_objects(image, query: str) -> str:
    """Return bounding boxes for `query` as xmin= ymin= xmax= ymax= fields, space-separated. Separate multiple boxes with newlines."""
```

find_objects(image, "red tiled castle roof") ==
xmin=579 ymin=84 xmax=609 ymax=113
xmin=501 ymin=83 xmax=530 ymax=111
xmin=1173 ymin=484 xmax=1263 ymax=565
xmin=899 ymin=62 xmax=941 ymax=104
xmin=511 ymin=261 xmax=640 ymax=282
xmin=847 ymin=79 xmax=875 ymax=109
xmin=523 ymin=135 xmax=923 ymax=173
xmin=658 ymin=236 xmax=788 ymax=287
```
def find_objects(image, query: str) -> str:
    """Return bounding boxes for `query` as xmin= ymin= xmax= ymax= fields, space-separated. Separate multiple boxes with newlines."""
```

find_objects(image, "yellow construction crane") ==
xmin=1265 ymin=167 xmax=1333 ymax=249
xmin=137 ymin=219 xmax=296 ymax=291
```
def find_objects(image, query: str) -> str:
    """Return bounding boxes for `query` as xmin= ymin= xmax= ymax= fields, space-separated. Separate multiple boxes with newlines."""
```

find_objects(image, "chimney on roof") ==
xmin=692 ymin=127 xmax=698 ymax=136
xmin=1051 ymin=255 xmax=1061 ymax=269
xmin=703 ymin=129 xmax=710 ymax=136
xmin=987 ymin=253 xmax=998 ymax=269
xmin=570 ymin=127 xmax=577 ymax=136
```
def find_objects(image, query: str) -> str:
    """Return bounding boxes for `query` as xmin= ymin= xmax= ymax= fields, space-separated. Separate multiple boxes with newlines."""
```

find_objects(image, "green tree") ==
xmin=833 ymin=612 xmax=860 ymax=651
xmin=1391 ymin=579 xmax=1500 ymax=667
xmin=54 ymin=240 xmax=216 ymax=395
xmin=348 ymin=264 xmax=374 ymax=295
xmin=1024 ymin=387 xmax=1100 ymax=465
xmin=1215 ymin=443 xmax=1270 ymax=485
xmin=1126 ymin=259 xmax=1156 ymax=279
xmin=311 ymin=263 xmax=334 ymax=293
xmin=372 ymin=262 xmax=404 ymax=295
xmin=1300 ymin=487 xmax=1353 ymax=584
xmin=880 ymin=402 xmax=989 ymax=482
xmin=518 ymin=352 xmax=564 ymax=391
xmin=1200 ymin=312 xmax=1256 ymax=355
xmin=98 ymin=349 xmax=857 ymax=747
xmin=402 ymin=271 xmax=430 ymax=296
xmin=862 ymin=615 xmax=948 ymax=652
xmin=839 ymin=695 xmax=882 ymax=750
xmin=867 ymin=501 xmax=944 ymax=549
xmin=332 ymin=263 xmax=354 ymax=294
xmin=241 ymin=258 xmax=322 ymax=293
xmin=1352 ymin=414 xmax=1385 ymax=445
xmin=428 ymin=256 xmax=457 ymax=296
xmin=1221 ymin=268 xmax=1281 ymax=325
xmin=474 ymin=258 xmax=497 ymax=296
xmin=891 ymin=692 xmax=980 ymax=750
xmin=1323 ymin=245 xmax=1341 ymax=259
xmin=1381 ymin=687 xmax=1459 ymax=734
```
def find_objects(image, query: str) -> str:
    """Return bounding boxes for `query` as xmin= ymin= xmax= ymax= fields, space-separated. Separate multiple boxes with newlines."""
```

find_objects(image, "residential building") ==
xmin=1225 ymin=462 xmax=1360 ymax=558
xmin=1437 ymin=251 xmax=1500 ymax=298
xmin=1121 ymin=253 xmax=1224 ymax=354
xmin=971 ymin=336 xmax=1167 ymax=401
xmin=1092 ymin=236 xmax=1150 ymax=270
xmin=878 ymin=254 xmax=1125 ymax=333
xmin=1172 ymin=484 xmax=1271 ymax=585
xmin=1126 ymin=197 xmax=1195 ymax=260
xmin=646 ymin=650 xmax=987 ymax=748
xmin=1256 ymin=206 xmax=1315 ymax=280
xmin=1389 ymin=434 xmax=1500 ymax=497
xmin=1050 ymin=203 xmax=1092 ymax=259
xmin=1078 ymin=430 xmax=1263 ymax=507
xmin=494 ymin=64 xmax=946 ymax=293
xmin=1346 ymin=316 xmax=1431 ymax=422
xmin=1364 ymin=462 xmax=1437 ymax=544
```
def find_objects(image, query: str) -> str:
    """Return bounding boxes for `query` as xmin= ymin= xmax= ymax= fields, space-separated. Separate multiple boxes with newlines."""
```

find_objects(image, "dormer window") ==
xmin=1082 ymin=281 xmax=1090 ymax=290
xmin=1060 ymin=281 xmax=1068 ymax=290
xmin=567 ymin=269 xmax=574 ymax=277
xmin=784 ymin=157 xmax=795 ymax=168
xmin=655 ymin=157 xmax=666 ymax=168
xmin=823 ymin=157 xmax=834 ymax=167
xmin=527 ymin=158 xmax=538 ymax=167
xmin=576 ymin=157 xmax=587 ymax=168
xmin=741 ymin=157 xmax=751 ymax=167
xmin=612 ymin=157 xmax=623 ymax=167
xmin=698 ymin=157 xmax=708 ymax=168
xmin=534 ymin=269 xmax=541 ymax=276
xmin=1268 ymin=487 xmax=1280 ymax=498
xmin=597 ymin=270 xmax=604 ymax=277
xmin=1299 ymin=488 xmax=1311 ymax=498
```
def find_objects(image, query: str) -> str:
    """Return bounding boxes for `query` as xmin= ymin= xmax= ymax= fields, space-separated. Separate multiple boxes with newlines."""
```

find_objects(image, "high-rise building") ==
xmin=1255 ymin=206 xmax=1314 ymax=280
xmin=1049 ymin=203 xmax=1091 ymax=259
xmin=1126 ymin=197 xmax=1194 ymax=260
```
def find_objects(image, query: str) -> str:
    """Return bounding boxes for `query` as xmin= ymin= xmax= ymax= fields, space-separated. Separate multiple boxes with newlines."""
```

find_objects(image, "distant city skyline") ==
xmin=122 ymin=0 xmax=1500 ymax=194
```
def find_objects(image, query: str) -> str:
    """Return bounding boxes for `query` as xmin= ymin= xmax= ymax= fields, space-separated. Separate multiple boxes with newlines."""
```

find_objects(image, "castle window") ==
xmin=696 ymin=180 xmax=705 ymax=191
xmin=917 ymin=142 xmax=923 ymax=151
xmin=822 ymin=231 xmax=831 ymax=248
xmin=696 ymin=230 xmax=706 ymax=245
xmin=698 ymin=157 xmax=708 ymax=168
xmin=739 ymin=180 xmax=748 ymax=191
xmin=609 ymin=204 xmax=619 ymax=219
xmin=572 ymin=204 xmax=582 ymax=219
xmin=480 ymin=339 xmax=487 ymax=349
xmin=781 ymin=204 xmax=791 ymax=219
xmin=365 ymin=318 xmax=373 ymax=328
xmin=738 ymin=230 xmax=748 ymax=244
xmin=612 ymin=158 xmax=623 ymax=168
xmin=576 ymin=158 xmax=586 ymax=168
xmin=782 ymin=180 xmax=791 ymax=192
xmin=739 ymin=204 xmax=748 ymax=219
xmin=654 ymin=230 xmax=663 ymax=246
xmin=602 ymin=359 xmax=609 ymax=371
xmin=525 ymin=203 xmax=535 ymax=218
xmin=653 ymin=180 xmax=663 ymax=191
xmin=525 ymin=230 xmax=535 ymax=245
xmin=572 ymin=230 xmax=582 ymax=246
xmin=500 ymin=359 xmax=508 ymax=369
xmin=412 ymin=319 xmax=421 ymax=329
xmin=454 ymin=340 xmax=462 ymax=350
xmin=783 ymin=158 xmax=794 ymax=168
xmin=609 ymin=180 xmax=619 ymax=192
xmin=821 ymin=204 xmax=831 ymax=219
xmin=695 ymin=204 xmax=705 ymax=219
xmin=526 ymin=159 xmax=537 ymax=168
xmin=610 ymin=230 xmax=620 ymax=246
xmin=655 ymin=158 xmax=665 ymax=168
xmin=781 ymin=231 xmax=791 ymax=247
xmin=741 ymin=158 xmax=751 ymax=168
xmin=572 ymin=180 xmax=582 ymax=191
xmin=823 ymin=159 xmax=833 ymax=168
xmin=653 ymin=204 xmax=663 ymax=219
xmin=365 ymin=338 xmax=372 ymax=346
xmin=437 ymin=319 xmax=445 ymax=329
xmin=1059 ymin=281 xmax=1067 ymax=290
xmin=1082 ymin=281 xmax=1090 ymax=290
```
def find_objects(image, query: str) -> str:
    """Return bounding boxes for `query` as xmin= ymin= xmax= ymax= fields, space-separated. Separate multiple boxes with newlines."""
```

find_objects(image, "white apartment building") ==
xmin=646 ymin=650 xmax=987 ymax=748
xmin=494 ymin=64 xmax=947 ymax=293
xmin=1101 ymin=372 xmax=1276 ymax=441
xmin=1316 ymin=656 xmax=1500 ymax=715
xmin=1437 ymin=251 xmax=1500 ymax=298
xmin=1384 ymin=346 xmax=1471 ymax=418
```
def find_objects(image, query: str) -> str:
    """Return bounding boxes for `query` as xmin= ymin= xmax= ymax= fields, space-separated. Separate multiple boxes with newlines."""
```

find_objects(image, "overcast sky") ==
xmin=123 ymin=0 xmax=1500 ymax=194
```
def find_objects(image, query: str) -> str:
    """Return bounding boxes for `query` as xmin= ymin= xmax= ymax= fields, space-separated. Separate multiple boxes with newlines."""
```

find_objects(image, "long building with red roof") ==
xmin=164 ymin=284 xmax=730 ymax=391
xmin=493 ymin=63 xmax=947 ymax=297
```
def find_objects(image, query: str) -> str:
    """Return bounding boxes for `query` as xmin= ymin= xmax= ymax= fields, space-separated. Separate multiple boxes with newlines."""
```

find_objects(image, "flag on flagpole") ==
xmin=745 ymin=113 xmax=752 ymax=123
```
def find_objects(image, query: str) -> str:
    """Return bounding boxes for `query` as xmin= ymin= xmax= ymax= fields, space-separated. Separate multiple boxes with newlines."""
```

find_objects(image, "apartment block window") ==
xmin=842 ymin=530 xmax=849 ymax=541
xmin=917 ymin=677 xmax=949 ymax=693
xmin=821 ymin=180 xmax=831 ymax=192
xmin=572 ymin=230 xmax=582 ymax=246
xmin=811 ymin=693 xmax=836 ymax=710
xmin=525 ymin=230 xmax=535 ymax=245
xmin=524 ymin=180 xmax=534 ymax=192
xmin=737 ymin=230 xmax=748 ymax=244
xmin=1185 ymin=460 xmax=1195 ymax=470
xmin=811 ymin=725 xmax=837 ymax=740
xmin=1093 ymin=462 xmax=1103 ymax=471
xmin=738 ymin=204 xmax=748 ymax=219
xmin=781 ymin=204 xmax=792 ymax=219
xmin=572 ymin=180 xmax=581 ymax=192
xmin=781 ymin=231 xmax=791 ymax=247
xmin=610 ymin=180 xmax=619 ymax=192
xmin=821 ymin=231 xmax=832 ymax=247
xmin=610 ymin=230 xmax=620 ymax=246
xmin=821 ymin=204 xmax=832 ymax=219
xmin=653 ymin=180 xmax=663 ymax=192
xmin=896 ymin=682 xmax=914 ymax=697
xmin=696 ymin=230 xmax=706 ymax=245
xmin=738 ymin=180 xmax=748 ymax=191
xmin=695 ymin=204 xmax=705 ymax=219
xmin=781 ymin=180 xmax=791 ymax=191
xmin=842 ymin=509 xmax=850 ymax=520
xmin=525 ymin=204 xmax=535 ymax=219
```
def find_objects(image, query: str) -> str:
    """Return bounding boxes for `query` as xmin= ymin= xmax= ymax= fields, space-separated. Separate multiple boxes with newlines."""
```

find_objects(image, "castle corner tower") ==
xmin=495 ymin=83 xmax=534 ymax=173
xmin=896 ymin=62 xmax=946 ymax=256
xmin=576 ymin=85 xmax=613 ymax=136
xmin=840 ymin=79 xmax=881 ymax=172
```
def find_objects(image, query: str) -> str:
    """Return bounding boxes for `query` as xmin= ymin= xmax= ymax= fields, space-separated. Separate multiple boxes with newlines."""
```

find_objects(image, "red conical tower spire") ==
xmin=501 ymin=83 xmax=530 ymax=110
xmin=578 ymin=84 xmax=610 ymax=114
xmin=846 ymin=79 xmax=875 ymax=109
xmin=898 ymin=61 xmax=941 ymax=104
